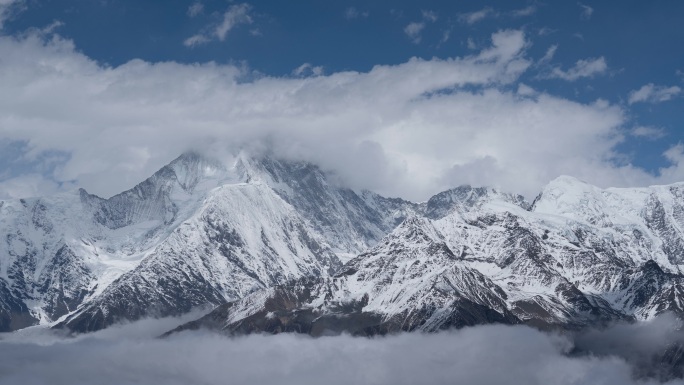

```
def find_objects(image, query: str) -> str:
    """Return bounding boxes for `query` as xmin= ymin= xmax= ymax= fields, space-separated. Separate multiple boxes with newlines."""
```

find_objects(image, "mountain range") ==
xmin=2 ymin=152 xmax=684 ymax=336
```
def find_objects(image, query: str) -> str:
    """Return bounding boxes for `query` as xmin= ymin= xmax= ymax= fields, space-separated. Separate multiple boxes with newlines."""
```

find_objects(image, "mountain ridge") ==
xmin=2 ymin=151 xmax=684 ymax=336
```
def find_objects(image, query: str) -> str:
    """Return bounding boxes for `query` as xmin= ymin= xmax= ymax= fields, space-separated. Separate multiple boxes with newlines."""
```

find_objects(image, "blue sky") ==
xmin=0 ymin=0 xmax=682 ymax=200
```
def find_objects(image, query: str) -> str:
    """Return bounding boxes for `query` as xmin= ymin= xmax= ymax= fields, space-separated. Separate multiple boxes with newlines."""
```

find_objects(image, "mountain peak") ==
xmin=425 ymin=185 xmax=529 ymax=219
xmin=164 ymin=151 xmax=228 ymax=192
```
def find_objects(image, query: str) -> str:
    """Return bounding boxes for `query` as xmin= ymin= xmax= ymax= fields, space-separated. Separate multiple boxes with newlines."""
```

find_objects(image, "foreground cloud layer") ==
xmin=1 ymin=316 xmax=683 ymax=385
xmin=0 ymin=30 xmax=682 ymax=200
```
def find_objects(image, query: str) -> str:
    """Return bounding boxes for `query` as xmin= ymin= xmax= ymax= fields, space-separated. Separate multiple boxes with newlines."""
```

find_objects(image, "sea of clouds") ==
xmin=2 ymin=314 xmax=684 ymax=385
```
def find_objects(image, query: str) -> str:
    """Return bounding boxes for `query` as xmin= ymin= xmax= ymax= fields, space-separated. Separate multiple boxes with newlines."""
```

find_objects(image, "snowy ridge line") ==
xmin=2 ymin=152 xmax=684 ymax=334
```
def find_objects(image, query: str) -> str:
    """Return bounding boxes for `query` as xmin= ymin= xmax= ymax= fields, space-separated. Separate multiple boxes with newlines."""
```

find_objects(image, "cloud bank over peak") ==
xmin=0 ymin=29 xmax=682 ymax=201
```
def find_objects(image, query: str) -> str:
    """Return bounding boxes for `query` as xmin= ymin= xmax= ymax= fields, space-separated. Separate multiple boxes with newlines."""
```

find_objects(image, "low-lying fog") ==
xmin=2 ymin=313 xmax=684 ymax=385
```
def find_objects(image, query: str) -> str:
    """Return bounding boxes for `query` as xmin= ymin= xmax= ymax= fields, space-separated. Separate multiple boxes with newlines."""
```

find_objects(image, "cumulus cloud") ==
xmin=183 ymin=3 xmax=253 ymax=47
xmin=0 ymin=29 xmax=683 ymax=201
xmin=628 ymin=84 xmax=682 ymax=104
xmin=547 ymin=56 xmax=608 ymax=81
xmin=2 ymin=316 xmax=684 ymax=385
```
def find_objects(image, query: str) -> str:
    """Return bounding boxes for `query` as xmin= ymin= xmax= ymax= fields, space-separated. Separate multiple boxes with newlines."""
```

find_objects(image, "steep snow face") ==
xmin=177 ymin=176 xmax=684 ymax=335
xmin=59 ymin=182 xmax=343 ymax=332
xmin=0 ymin=152 xmax=247 ymax=330
xmin=424 ymin=185 xmax=529 ymax=220
xmin=532 ymin=176 xmax=684 ymax=265
xmin=428 ymin=177 xmax=684 ymax=325
xmin=239 ymin=156 xmax=418 ymax=256
xmin=2 ymin=152 xmax=374 ymax=331
xmin=326 ymin=216 xmax=516 ymax=329
xmin=0 ymin=192 xmax=98 ymax=330
xmin=175 ymin=215 xmax=519 ymax=336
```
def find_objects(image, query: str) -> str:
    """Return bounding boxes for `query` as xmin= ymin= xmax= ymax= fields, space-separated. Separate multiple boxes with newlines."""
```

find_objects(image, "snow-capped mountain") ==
xmin=170 ymin=175 xmax=684 ymax=335
xmin=3 ymin=152 xmax=684 ymax=335
xmin=0 ymin=152 xmax=413 ymax=332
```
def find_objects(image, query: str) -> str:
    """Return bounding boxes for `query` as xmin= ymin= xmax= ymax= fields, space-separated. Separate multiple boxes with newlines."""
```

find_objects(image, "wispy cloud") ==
xmin=546 ymin=57 xmax=607 ymax=81
xmin=404 ymin=10 xmax=438 ymax=44
xmin=538 ymin=27 xmax=556 ymax=36
xmin=421 ymin=10 xmax=438 ymax=22
xmin=344 ymin=7 xmax=368 ymax=20
xmin=631 ymin=126 xmax=666 ymax=140
xmin=458 ymin=7 xmax=497 ymax=25
xmin=183 ymin=3 xmax=253 ymax=47
xmin=292 ymin=63 xmax=323 ymax=77
xmin=215 ymin=3 xmax=252 ymax=41
xmin=187 ymin=2 xmax=203 ymax=18
xmin=404 ymin=22 xmax=425 ymax=44
xmin=511 ymin=5 xmax=537 ymax=17
xmin=628 ymin=83 xmax=682 ymax=104
xmin=0 ymin=0 xmax=24 ymax=29
xmin=539 ymin=45 xmax=558 ymax=64
xmin=578 ymin=2 xmax=594 ymax=20
xmin=183 ymin=34 xmax=209 ymax=48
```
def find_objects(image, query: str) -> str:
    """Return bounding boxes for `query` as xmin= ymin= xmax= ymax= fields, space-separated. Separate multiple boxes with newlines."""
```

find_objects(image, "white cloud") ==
xmin=538 ymin=27 xmax=556 ymax=36
xmin=511 ymin=5 xmax=537 ymax=17
xmin=466 ymin=37 xmax=477 ymax=49
xmin=459 ymin=7 xmax=496 ymax=25
xmin=183 ymin=3 xmax=253 ymax=47
xmin=0 ymin=174 xmax=68 ymax=199
xmin=187 ymin=2 xmax=204 ymax=17
xmin=547 ymin=57 xmax=607 ymax=81
xmin=292 ymin=63 xmax=323 ymax=77
xmin=0 ymin=30 xmax=683 ymax=201
xmin=0 ymin=0 xmax=23 ymax=29
xmin=517 ymin=83 xmax=537 ymax=96
xmin=403 ymin=11 xmax=438 ymax=44
xmin=1 ymin=316 xmax=683 ymax=385
xmin=539 ymin=44 xmax=558 ymax=64
xmin=631 ymin=126 xmax=666 ymax=140
xmin=344 ymin=7 xmax=368 ymax=20
xmin=578 ymin=2 xmax=594 ymax=20
xmin=215 ymin=3 xmax=252 ymax=41
xmin=628 ymin=83 xmax=682 ymax=104
xmin=440 ymin=30 xmax=450 ymax=44
xmin=403 ymin=22 xmax=424 ymax=44
xmin=421 ymin=10 xmax=438 ymax=22
xmin=183 ymin=34 xmax=209 ymax=47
